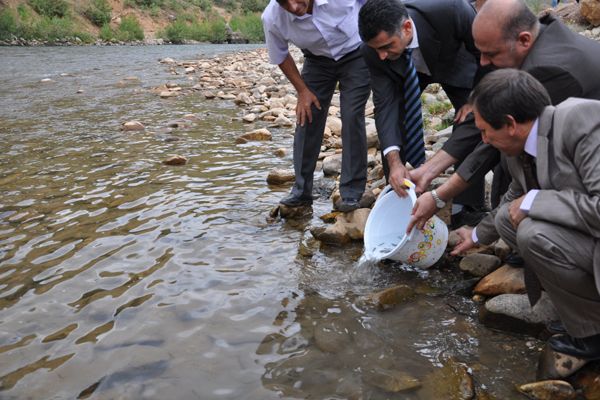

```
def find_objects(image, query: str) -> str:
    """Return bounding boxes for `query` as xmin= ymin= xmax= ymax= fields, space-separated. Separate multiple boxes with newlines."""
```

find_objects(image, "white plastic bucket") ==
xmin=364 ymin=181 xmax=448 ymax=268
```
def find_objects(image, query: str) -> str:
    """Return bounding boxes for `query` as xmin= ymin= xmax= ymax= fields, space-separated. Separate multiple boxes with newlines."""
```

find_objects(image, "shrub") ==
xmin=32 ymin=15 xmax=74 ymax=41
xmin=240 ymin=0 xmax=268 ymax=13
xmin=230 ymin=13 xmax=264 ymax=42
xmin=28 ymin=0 xmax=69 ymax=18
xmin=162 ymin=20 xmax=188 ymax=43
xmin=132 ymin=0 xmax=164 ymax=8
xmin=117 ymin=15 xmax=144 ymax=41
xmin=0 ymin=9 xmax=18 ymax=40
xmin=99 ymin=23 xmax=114 ymax=40
xmin=84 ymin=0 xmax=112 ymax=27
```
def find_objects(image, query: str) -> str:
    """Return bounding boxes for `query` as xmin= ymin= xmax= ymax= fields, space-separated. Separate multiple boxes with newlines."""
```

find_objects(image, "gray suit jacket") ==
xmin=476 ymin=98 xmax=600 ymax=289
xmin=361 ymin=0 xmax=479 ymax=152
xmin=455 ymin=14 xmax=600 ymax=183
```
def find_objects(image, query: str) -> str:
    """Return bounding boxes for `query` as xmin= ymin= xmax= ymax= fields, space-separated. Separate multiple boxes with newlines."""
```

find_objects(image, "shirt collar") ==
xmin=524 ymin=118 xmax=539 ymax=158
xmin=408 ymin=19 xmax=419 ymax=50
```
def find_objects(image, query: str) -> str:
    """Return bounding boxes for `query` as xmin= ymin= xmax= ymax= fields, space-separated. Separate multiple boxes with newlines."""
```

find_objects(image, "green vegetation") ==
xmin=0 ymin=0 xmax=268 ymax=43
xmin=83 ymin=0 xmax=112 ymax=27
xmin=28 ymin=0 xmax=69 ymax=18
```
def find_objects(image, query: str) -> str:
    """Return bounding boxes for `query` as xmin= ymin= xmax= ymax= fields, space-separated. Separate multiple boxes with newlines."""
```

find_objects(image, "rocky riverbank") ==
xmin=150 ymin=38 xmax=600 ymax=397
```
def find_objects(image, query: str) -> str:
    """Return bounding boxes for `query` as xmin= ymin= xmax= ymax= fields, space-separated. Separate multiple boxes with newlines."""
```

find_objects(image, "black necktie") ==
xmin=520 ymin=153 xmax=542 ymax=306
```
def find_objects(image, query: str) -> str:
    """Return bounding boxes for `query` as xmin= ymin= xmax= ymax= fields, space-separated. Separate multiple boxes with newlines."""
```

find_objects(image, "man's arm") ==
xmin=278 ymin=54 xmax=321 ymax=127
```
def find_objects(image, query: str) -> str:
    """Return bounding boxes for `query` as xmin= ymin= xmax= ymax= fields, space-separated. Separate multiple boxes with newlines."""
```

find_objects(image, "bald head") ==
xmin=473 ymin=0 xmax=539 ymax=68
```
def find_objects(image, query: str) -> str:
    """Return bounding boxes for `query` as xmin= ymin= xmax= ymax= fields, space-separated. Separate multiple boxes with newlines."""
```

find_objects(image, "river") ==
xmin=0 ymin=44 xmax=540 ymax=399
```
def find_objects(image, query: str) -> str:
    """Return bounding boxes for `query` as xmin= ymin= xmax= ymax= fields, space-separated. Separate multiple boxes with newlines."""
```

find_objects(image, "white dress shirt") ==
xmin=261 ymin=0 xmax=364 ymax=65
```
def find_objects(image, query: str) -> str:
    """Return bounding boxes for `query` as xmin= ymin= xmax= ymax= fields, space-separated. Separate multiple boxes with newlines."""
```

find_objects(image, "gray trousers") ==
xmin=495 ymin=204 xmax=600 ymax=337
xmin=290 ymin=49 xmax=370 ymax=200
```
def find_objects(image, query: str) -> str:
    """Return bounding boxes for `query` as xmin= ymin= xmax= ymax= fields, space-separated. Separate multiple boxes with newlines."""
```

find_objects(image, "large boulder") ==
xmin=581 ymin=0 xmax=600 ymax=26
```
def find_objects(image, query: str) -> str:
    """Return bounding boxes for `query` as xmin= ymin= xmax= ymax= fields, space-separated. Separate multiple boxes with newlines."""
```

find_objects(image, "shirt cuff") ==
xmin=520 ymin=190 xmax=539 ymax=213
xmin=471 ymin=227 xmax=479 ymax=244
xmin=383 ymin=145 xmax=401 ymax=157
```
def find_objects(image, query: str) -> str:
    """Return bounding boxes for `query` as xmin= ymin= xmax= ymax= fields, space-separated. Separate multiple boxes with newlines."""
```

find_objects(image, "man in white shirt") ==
xmin=452 ymin=68 xmax=600 ymax=380
xmin=262 ymin=0 xmax=371 ymax=212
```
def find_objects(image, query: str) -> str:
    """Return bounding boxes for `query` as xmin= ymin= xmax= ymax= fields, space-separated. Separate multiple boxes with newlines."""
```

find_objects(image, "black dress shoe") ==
xmin=280 ymin=193 xmax=313 ymax=207
xmin=547 ymin=320 xmax=567 ymax=335
xmin=505 ymin=251 xmax=525 ymax=268
xmin=548 ymin=333 xmax=600 ymax=360
xmin=336 ymin=198 xmax=360 ymax=213
xmin=450 ymin=205 xmax=489 ymax=229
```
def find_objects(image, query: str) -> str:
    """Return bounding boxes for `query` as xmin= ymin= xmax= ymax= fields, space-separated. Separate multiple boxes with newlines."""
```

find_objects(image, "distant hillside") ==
xmin=0 ymin=0 xmax=267 ymax=44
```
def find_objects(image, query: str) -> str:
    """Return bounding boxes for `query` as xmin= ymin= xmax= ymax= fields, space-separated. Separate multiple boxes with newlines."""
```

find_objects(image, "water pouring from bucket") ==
xmin=363 ymin=180 xmax=449 ymax=269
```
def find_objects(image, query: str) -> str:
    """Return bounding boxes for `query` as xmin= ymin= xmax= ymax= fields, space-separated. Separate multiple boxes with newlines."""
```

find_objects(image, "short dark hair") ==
xmin=275 ymin=0 xmax=286 ymax=5
xmin=469 ymin=69 xmax=551 ymax=129
xmin=358 ymin=0 xmax=409 ymax=42
xmin=501 ymin=0 xmax=538 ymax=41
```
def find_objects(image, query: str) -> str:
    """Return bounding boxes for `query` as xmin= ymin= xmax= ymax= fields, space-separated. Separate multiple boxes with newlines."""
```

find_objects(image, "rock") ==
xmin=479 ymin=292 xmax=559 ymax=336
xmin=160 ymin=91 xmax=178 ymax=98
xmin=362 ymin=284 xmax=416 ymax=311
xmin=366 ymin=123 xmax=379 ymax=149
xmin=273 ymin=148 xmax=287 ymax=157
xmin=204 ymin=91 xmax=216 ymax=99
xmin=581 ymin=0 xmax=600 ymax=26
xmin=273 ymin=115 xmax=293 ymax=127
xmin=310 ymin=208 xmax=370 ymax=244
xmin=279 ymin=204 xmax=312 ymax=219
xmin=314 ymin=319 xmax=353 ymax=353
xmin=326 ymin=117 xmax=342 ymax=136
xmin=362 ymin=367 xmax=421 ymax=393
xmin=473 ymin=264 xmax=525 ymax=296
xmin=242 ymin=113 xmax=257 ymax=123
xmin=266 ymin=168 xmax=295 ymax=185
xmin=459 ymin=253 xmax=502 ymax=277
xmin=184 ymin=66 xmax=195 ymax=74
xmin=493 ymin=238 xmax=511 ymax=261
xmin=448 ymin=230 xmax=461 ymax=248
xmin=122 ymin=120 xmax=145 ymax=131
xmin=517 ymin=380 xmax=576 ymax=400
xmin=162 ymin=155 xmax=187 ymax=166
xmin=237 ymin=128 xmax=272 ymax=143
xmin=160 ymin=57 xmax=176 ymax=64
xmin=40 ymin=78 xmax=54 ymax=83
xmin=235 ymin=92 xmax=253 ymax=105
xmin=419 ymin=358 xmax=475 ymax=400
xmin=572 ymin=363 xmax=600 ymax=399
xmin=322 ymin=154 xmax=342 ymax=176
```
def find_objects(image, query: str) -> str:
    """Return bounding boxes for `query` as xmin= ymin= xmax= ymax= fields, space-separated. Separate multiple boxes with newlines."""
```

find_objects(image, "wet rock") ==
xmin=581 ymin=0 xmax=600 ymax=26
xmin=160 ymin=90 xmax=178 ymax=98
xmin=419 ymin=358 xmax=475 ymax=400
xmin=479 ymin=292 xmax=559 ymax=337
xmin=242 ymin=113 xmax=257 ymax=123
xmin=160 ymin=57 xmax=176 ymax=64
xmin=448 ymin=230 xmax=461 ymax=248
xmin=40 ymin=78 xmax=54 ymax=83
xmin=266 ymin=168 xmax=295 ymax=185
xmin=122 ymin=120 xmax=145 ymax=131
xmin=184 ymin=67 xmax=195 ymax=74
xmin=279 ymin=204 xmax=312 ymax=219
xmin=204 ymin=91 xmax=216 ymax=99
xmin=273 ymin=115 xmax=293 ymax=127
xmin=273 ymin=148 xmax=287 ymax=157
xmin=162 ymin=155 xmax=187 ymax=166
xmin=493 ymin=238 xmax=511 ymax=261
xmin=517 ymin=380 xmax=576 ymax=400
xmin=572 ymin=363 xmax=600 ymax=399
xmin=235 ymin=92 xmax=253 ymax=105
xmin=322 ymin=153 xmax=342 ymax=176
xmin=313 ymin=319 xmax=353 ymax=353
xmin=237 ymin=128 xmax=272 ymax=143
xmin=362 ymin=284 xmax=416 ymax=311
xmin=473 ymin=264 xmax=525 ymax=296
xmin=362 ymin=367 xmax=421 ymax=393
xmin=459 ymin=253 xmax=502 ymax=277
xmin=310 ymin=208 xmax=370 ymax=244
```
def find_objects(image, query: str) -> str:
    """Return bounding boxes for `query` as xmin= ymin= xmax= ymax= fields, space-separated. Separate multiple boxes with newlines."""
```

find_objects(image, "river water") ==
xmin=0 ymin=44 xmax=540 ymax=399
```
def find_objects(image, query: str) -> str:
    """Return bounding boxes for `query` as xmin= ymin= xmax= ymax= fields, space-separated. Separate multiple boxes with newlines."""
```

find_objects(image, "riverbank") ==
xmin=151 ymin=37 xmax=600 ymax=397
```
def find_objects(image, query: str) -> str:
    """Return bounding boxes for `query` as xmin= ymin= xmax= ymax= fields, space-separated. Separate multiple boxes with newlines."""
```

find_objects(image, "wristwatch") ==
xmin=431 ymin=189 xmax=446 ymax=209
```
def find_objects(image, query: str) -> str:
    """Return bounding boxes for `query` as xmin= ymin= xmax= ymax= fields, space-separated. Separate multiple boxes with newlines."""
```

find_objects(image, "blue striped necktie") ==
xmin=402 ymin=48 xmax=425 ymax=167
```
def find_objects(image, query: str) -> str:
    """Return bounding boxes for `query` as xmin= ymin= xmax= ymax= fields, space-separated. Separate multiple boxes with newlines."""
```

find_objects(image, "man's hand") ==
xmin=386 ymin=151 xmax=410 ymax=197
xmin=509 ymin=195 xmax=527 ymax=229
xmin=450 ymin=227 xmax=476 ymax=256
xmin=454 ymin=104 xmax=473 ymax=124
xmin=296 ymin=88 xmax=321 ymax=127
xmin=406 ymin=192 xmax=437 ymax=234
xmin=409 ymin=165 xmax=434 ymax=195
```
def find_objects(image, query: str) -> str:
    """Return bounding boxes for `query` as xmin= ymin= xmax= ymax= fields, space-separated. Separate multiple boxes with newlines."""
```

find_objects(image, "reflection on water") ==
xmin=0 ymin=45 xmax=539 ymax=399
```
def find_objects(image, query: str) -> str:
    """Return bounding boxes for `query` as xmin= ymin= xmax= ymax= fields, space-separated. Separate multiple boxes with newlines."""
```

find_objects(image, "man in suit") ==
xmin=408 ymin=0 xmax=600 ymax=233
xmin=358 ymin=0 xmax=487 ymax=219
xmin=262 ymin=0 xmax=371 ymax=212
xmin=453 ymin=68 xmax=600 ymax=379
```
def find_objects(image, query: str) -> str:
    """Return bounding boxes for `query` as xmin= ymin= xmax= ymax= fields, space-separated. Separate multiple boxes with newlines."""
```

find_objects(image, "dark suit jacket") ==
xmin=454 ymin=14 xmax=600 ymax=183
xmin=475 ymin=98 xmax=600 ymax=291
xmin=361 ymin=0 xmax=479 ymax=153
